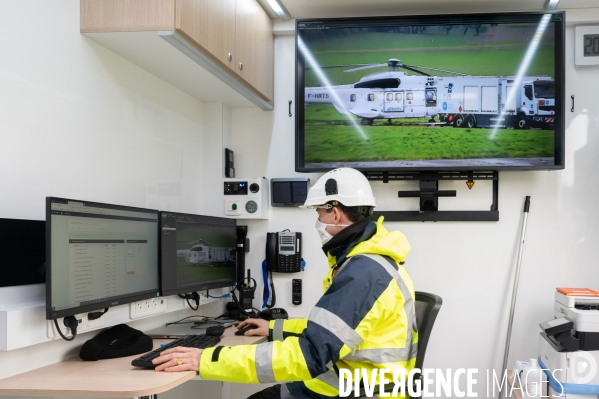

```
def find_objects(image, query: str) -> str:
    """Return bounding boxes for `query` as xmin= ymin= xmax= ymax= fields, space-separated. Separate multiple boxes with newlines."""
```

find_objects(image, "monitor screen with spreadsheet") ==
xmin=46 ymin=197 xmax=159 ymax=320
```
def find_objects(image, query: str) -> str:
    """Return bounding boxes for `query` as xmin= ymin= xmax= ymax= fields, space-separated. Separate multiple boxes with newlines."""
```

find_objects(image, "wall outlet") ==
xmin=46 ymin=314 xmax=105 ymax=339
xmin=129 ymin=297 xmax=167 ymax=319
xmin=199 ymin=291 xmax=212 ymax=306
xmin=180 ymin=291 xmax=222 ymax=308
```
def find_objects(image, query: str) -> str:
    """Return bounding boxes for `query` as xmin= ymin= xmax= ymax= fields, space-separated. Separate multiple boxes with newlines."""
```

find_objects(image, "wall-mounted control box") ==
xmin=223 ymin=178 xmax=269 ymax=219
xmin=271 ymin=178 xmax=310 ymax=207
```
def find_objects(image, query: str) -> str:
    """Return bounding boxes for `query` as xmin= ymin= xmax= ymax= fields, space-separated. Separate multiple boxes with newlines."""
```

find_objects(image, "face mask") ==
xmin=315 ymin=217 xmax=349 ymax=245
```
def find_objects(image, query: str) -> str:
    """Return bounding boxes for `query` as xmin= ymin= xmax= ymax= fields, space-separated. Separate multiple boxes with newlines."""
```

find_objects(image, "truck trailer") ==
xmin=436 ymin=76 xmax=556 ymax=130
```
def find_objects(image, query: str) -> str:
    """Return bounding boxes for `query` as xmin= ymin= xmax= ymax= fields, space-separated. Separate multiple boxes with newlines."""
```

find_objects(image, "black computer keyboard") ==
xmin=131 ymin=334 xmax=221 ymax=368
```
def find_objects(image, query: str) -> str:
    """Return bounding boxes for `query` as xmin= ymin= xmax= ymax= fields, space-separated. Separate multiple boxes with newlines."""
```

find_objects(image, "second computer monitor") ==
xmin=160 ymin=212 xmax=237 ymax=296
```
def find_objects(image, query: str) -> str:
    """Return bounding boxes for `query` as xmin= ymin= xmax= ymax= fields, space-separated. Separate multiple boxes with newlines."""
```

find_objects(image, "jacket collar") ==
xmin=322 ymin=219 xmax=376 ymax=269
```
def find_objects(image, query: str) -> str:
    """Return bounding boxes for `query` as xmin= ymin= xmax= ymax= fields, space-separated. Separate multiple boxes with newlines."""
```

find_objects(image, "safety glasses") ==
xmin=306 ymin=204 xmax=333 ymax=210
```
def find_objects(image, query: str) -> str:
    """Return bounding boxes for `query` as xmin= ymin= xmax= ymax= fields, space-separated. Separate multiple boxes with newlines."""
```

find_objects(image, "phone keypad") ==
xmin=278 ymin=254 xmax=301 ymax=273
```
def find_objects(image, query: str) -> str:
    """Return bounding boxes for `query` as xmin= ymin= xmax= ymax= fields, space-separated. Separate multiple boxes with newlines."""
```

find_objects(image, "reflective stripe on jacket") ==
xmin=199 ymin=217 xmax=417 ymax=398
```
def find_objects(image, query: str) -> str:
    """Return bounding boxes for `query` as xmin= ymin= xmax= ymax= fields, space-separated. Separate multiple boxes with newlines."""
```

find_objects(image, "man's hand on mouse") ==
xmin=236 ymin=318 xmax=269 ymax=336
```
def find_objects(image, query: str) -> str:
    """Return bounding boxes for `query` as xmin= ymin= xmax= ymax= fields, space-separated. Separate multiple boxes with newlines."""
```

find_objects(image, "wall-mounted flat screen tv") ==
xmin=295 ymin=12 xmax=565 ymax=172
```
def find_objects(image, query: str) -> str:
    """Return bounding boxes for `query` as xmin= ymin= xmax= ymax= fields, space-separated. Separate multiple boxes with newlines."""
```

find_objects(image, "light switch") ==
xmin=224 ymin=200 xmax=242 ymax=216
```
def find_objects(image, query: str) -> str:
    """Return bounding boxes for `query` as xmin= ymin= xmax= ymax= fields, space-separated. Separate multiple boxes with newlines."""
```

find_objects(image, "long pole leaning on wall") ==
xmin=498 ymin=196 xmax=531 ymax=399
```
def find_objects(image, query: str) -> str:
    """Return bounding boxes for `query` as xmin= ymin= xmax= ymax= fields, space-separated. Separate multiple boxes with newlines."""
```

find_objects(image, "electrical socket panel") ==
xmin=223 ymin=177 xmax=269 ymax=219
xmin=129 ymin=297 xmax=167 ymax=319
xmin=46 ymin=314 xmax=105 ymax=339
xmin=180 ymin=291 xmax=220 ymax=308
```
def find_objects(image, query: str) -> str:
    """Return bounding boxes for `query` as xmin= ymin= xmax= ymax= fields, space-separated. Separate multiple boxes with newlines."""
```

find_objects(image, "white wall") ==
xmin=230 ymin=16 xmax=599 ymax=397
xmin=0 ymin=0 xmax=209 ymax=384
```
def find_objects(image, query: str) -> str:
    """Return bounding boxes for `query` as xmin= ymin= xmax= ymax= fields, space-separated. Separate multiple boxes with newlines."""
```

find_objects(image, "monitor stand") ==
xmin=367 ymin=171 xmax=499 ymax=222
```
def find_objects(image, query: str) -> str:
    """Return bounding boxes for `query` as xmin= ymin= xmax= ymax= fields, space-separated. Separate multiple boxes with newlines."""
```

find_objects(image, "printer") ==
xmin=539 ymin=291 xmax=599 ymax=399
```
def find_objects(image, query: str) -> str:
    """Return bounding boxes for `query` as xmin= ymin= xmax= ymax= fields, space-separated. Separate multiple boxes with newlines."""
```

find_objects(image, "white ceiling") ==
xmin=258 ymin=0 xmax=599 ymax=19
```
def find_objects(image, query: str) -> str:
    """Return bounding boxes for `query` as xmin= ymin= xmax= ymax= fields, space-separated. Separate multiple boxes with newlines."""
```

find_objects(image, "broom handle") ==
xmin=499 ymin=196 xmax=531 ymax=399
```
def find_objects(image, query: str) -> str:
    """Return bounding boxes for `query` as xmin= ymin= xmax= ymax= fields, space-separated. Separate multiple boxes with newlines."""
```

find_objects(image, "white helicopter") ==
xmin=177 ymin=239 xmax=235 ymax=266
xmin=304 ymin=58 xmax=465 ymax=125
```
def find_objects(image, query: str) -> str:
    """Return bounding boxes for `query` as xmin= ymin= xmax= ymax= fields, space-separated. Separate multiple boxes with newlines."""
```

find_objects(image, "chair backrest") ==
xmin=414 ymin=291 xmax=443 ymax=371
xmin=356 ymin=291 xmax=443 ymax=398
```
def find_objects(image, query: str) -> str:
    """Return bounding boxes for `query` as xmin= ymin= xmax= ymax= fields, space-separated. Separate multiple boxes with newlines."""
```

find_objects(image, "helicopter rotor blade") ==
xmin=305 ymin=63 xmax=371 ymax=70
xmin=304 ymin=58 xmax=467 ymax=76
xmin=343 ymin=63 xmax=388 ymax=73
xmin=399 ymin=65 xmax=430 ymax=76
xmin=405 ymin=65 xmax=468 ymax=76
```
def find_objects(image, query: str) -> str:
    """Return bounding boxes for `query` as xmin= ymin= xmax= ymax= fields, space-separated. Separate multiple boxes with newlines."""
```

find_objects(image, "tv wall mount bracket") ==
xmin=366 ymin=171 xmax=498 ymax=222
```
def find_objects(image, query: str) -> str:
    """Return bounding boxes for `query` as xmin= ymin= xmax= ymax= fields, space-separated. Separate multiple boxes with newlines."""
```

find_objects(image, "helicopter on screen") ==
xmin=304 ymin=58 xmax=465 ymax=125
xmin=177 ymin=239 xmax=236 ymax=266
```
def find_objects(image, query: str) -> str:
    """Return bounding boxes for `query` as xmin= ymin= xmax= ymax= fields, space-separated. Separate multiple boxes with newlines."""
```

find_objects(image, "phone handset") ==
xmin=266 ymin=232 xmax=278 ymax=272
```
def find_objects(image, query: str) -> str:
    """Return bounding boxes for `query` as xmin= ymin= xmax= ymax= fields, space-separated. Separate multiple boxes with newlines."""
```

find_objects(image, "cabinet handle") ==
xmin=571 ymin=94 xmax=575 ymax=113
xmin=239 ymin=62 xmax=243 ymax=71
xmin=228 ymin=53 xmax=232 ymax=62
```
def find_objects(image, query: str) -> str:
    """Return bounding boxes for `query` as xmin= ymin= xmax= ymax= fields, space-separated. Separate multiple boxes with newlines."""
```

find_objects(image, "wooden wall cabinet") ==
xmin=175 ymin=0 xmax=274 ymax=103
xmin=233 ymin=0 xmax=274 ymax=102
xmin=176 ymin=0 xmax=237 ymax=73
xmin=81 ymin=0 xmax=274 ymax=108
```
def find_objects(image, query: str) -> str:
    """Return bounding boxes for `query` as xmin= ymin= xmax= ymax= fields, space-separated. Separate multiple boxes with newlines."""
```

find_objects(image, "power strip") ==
xmin=46 ymin=314 xmax=105 ymax=339
xmin=129 ymin=297 xmax=167 ymax=319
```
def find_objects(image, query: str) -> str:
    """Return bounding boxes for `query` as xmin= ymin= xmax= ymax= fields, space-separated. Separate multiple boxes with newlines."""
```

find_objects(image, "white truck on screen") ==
xmin=436 ymin=76 xmax=556 ymax=129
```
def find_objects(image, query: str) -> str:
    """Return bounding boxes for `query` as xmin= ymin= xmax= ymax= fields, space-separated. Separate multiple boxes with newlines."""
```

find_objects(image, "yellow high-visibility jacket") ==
xmin=199 ymin=217 xmax=417 ymax=398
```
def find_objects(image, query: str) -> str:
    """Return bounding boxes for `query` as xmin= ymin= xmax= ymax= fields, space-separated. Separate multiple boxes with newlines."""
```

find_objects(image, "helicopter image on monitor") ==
xmin=177 ymin=239 xmax=236 ymax=266
xmin=304 ymin=58 xmax=465 ymax=125
xmin=305 ymin=58 xmax=555 ymax=130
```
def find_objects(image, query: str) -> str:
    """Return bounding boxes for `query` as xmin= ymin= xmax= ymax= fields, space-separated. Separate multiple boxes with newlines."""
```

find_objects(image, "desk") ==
xmin=0 ymin=327 xmax=266 ymax=398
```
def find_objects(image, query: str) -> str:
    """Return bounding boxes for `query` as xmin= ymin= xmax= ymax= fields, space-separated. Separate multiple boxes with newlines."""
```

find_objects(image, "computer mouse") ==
xmin=235 ymin=325 xmax=258 ymax=336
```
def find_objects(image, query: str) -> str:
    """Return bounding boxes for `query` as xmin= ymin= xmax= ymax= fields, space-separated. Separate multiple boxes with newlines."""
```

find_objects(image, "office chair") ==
xmin=357 ymin=291 xmax=443 ymax=398
xmin=413 ymin=291 xmax=443 ymax=373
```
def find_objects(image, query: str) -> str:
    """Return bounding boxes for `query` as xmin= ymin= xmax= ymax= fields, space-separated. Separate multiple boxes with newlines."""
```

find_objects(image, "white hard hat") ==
xmin=301 ymin=168 xmax=376 ymax=211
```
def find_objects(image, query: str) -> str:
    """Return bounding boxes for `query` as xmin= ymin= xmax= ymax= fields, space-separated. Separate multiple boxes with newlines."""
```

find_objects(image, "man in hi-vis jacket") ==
xmin=154 ymin=168 xmax=418 ymax=399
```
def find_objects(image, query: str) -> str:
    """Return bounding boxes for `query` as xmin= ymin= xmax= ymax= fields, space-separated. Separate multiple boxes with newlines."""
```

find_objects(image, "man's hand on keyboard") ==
xmin=153 ymin=346 xmax=203 ymax=373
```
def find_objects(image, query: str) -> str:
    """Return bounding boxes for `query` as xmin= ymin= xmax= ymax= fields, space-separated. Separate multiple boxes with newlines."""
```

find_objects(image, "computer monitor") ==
xmin=159 ymin=212 xmax=237 ymax=297
xmin=46 ymin=197 xmax=160 ymax=320
xmin=0 ymin=218 xmax=45 ymax=288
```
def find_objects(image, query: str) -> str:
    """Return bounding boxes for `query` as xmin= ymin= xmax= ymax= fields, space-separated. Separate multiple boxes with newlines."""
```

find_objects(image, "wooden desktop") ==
xmin=0 ymin=326 xmax=266 ymax=398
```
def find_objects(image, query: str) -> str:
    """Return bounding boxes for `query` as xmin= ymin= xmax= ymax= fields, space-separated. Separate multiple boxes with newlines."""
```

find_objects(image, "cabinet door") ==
xmin=176 ymin=0 xmax=236 ymax=72
xmin=81 ymin=0 xmax=176 ymax=32
xmin=235 ymin=0 xmax=273 ymax=101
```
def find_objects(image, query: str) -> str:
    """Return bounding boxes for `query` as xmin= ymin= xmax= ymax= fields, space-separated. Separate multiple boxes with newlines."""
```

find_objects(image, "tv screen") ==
xmin=295 ymin=12 xmax=565 ymax=172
